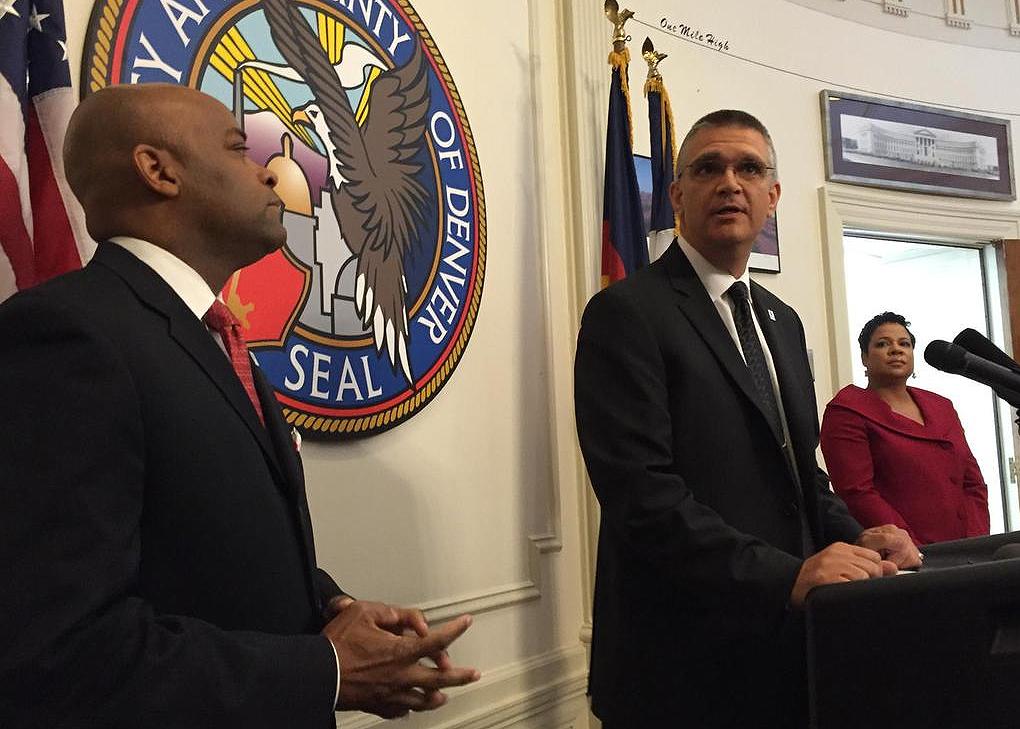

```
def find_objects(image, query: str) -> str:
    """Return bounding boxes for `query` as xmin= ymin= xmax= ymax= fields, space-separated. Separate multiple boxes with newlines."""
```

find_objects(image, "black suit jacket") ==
xmin=0 ymin=243 xmax=343 ymax=728
xmin=574 ymin=242 xmax=861 ymax=727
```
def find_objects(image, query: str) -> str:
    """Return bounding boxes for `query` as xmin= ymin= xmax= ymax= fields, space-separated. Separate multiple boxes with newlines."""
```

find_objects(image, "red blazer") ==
xmin=820 ymin=385 xmax=989 ymax=546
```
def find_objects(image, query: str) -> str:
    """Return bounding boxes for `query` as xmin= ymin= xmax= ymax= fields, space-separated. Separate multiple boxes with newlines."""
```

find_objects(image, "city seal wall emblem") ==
xmin=82 ymin=0 xmax=486 ymax=438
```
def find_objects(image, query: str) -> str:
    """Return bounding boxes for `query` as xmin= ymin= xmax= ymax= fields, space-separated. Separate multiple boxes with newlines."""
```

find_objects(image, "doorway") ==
xmin=841 ymin=233 xmax=1013 ymax=534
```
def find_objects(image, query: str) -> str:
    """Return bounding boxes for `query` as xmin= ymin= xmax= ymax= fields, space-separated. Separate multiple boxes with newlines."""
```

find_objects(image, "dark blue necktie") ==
xmin=729 ymin=282 xmax=814 ymax=554
xmin=728 ymin=281 xmax=782 ymax=443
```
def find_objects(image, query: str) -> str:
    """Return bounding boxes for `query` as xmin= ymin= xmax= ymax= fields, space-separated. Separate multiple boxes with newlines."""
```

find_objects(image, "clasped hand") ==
xmin=790 ymin=524 xmax=922 ymax=607
xmin=322 ymin=596 xmax=480 ymax=719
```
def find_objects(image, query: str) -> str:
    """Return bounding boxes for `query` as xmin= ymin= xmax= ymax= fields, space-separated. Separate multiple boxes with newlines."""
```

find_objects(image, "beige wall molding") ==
xmin=944 ymin=0 xmax=970 ymax=29
xmin=884 ymin=0 xmax=910 ymax=17
xmin=1010 ymin=0 xmax=1020 ymax=37
xmin=418 ymin=533 xmax=562 ymax=623
xmin=554 ymin=0 xmax=615 ymax=658
xmin=336 ymin=645 xmax=589 ymax=729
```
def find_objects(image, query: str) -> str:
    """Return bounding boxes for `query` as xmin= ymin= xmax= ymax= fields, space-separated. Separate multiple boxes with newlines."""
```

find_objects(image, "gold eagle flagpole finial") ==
xmin=641 ymin=37 xmax=667 ymax=81
xmin=605 ymin=0 xmax=635 ymax=56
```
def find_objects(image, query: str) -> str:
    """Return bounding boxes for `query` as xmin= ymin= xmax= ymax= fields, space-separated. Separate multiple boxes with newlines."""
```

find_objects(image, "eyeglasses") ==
xmin=681 ymin=158 xmax=775 ymax=182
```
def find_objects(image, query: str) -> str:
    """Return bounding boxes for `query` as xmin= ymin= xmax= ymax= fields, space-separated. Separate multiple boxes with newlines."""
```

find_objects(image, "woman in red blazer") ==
xmin=820 ymin=312 xmax=990 ymax=546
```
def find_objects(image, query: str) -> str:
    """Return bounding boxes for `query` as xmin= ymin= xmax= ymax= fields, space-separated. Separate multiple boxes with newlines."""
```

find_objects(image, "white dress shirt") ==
xmin=109 ymin=236 xmax=215 ymax=319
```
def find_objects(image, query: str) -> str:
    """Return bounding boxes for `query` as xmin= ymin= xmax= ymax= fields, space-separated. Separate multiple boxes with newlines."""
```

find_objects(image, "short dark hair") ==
xmin=677 ymin=109 xmax=778 ymax=176
xmin=858 ymin=312 xmax=915 ymax=353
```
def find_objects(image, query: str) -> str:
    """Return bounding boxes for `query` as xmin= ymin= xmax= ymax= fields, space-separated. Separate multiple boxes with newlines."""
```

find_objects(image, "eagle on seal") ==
xmin=262 ymin=0 xmax=431 ymax=385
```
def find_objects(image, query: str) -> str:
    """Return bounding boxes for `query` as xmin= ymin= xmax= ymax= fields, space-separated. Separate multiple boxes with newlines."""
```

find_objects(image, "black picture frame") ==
xmin=820 ymin=89 xmax=1015 ymax=201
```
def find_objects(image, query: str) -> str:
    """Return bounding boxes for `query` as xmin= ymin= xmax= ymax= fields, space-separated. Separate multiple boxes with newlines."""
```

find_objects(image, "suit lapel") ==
xmin=167 ymin=314 xmax=286 ymax=482
xmin=254 ymin=366 xmax=303 ymax=500
xmin=254 ymin=366 xmax=320 ymax=600
xmin=751 ymin=286 xmax=807 ymax=434
xmin=753 ymin=287 xmax=812 ymax=463
xmin=93 ymin=243 xmax=286 ymax=484
xmin=666 ymin=245 xmax=782 ymax=443
xmin=748 ymin=284 xmax=820 ymax=557
xmin=840 ymin=386 xmax=953 ymax=443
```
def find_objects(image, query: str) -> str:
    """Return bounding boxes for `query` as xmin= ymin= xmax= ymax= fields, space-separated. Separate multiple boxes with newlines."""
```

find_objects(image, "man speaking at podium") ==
xmin=0 ymin=84 xmax=477 ymax=728
xmin=574 ymin=110 xmax=922 ymax=728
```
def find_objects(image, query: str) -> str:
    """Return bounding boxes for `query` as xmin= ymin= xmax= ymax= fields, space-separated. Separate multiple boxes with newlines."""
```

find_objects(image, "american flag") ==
xmin=0 ymin=0 xmax=93 ymax=303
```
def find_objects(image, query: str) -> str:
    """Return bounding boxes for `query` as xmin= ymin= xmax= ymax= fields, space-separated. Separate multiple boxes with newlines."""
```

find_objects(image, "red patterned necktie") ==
xmin=203 ymin=300 xmax=265 ymax=426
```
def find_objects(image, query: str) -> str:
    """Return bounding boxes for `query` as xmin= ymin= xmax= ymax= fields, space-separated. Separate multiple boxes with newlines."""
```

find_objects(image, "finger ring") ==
xmin=917 ymin=551 xmax=925 ymax=562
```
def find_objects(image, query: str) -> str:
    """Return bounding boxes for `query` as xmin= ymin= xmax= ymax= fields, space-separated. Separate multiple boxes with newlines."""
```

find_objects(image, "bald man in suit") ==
xmin=0 ymin=84 xmax=477 ymax=729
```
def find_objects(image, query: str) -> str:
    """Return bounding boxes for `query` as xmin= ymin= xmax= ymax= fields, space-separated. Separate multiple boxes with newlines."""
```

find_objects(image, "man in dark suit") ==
xmin=0 ymin=83 xmax=478 ymax=728
xmin=574 ymin=110 xmax=922 ymax=727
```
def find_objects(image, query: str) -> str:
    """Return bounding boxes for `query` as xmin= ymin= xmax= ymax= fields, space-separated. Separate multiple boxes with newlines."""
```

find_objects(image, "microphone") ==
xmin=923 ymin=340 xmax=1020 ymax=407
xmin=992 ymin=543 xmax=1020 ymax=561
xmin=953 ymin=328 xmax=1020 ymax=375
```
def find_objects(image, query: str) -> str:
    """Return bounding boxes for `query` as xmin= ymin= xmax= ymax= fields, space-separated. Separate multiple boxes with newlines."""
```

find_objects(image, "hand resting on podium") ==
xmin=790 ymin=524 xmax=922 ymax=607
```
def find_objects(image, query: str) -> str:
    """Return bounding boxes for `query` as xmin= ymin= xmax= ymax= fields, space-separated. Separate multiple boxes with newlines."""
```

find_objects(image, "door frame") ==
xmin=819 ymin=184 xmax=1020 ymax=389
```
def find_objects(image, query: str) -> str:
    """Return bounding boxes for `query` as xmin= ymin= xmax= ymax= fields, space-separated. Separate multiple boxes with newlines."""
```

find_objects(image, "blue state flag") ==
xmin=646 ymin=75 xmax=676 ymax=234
xmin=601 ymin=48 xmax=648 ymax=289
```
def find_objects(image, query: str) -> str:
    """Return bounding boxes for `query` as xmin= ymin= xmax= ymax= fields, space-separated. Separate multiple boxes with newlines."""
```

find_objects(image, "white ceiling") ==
xmin=784 ymin=0 xmax=1020 ymax=52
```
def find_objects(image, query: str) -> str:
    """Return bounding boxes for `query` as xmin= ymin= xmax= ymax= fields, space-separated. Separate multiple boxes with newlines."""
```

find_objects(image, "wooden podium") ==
xmin=806 ymin=532 xmax=1020 ymax=729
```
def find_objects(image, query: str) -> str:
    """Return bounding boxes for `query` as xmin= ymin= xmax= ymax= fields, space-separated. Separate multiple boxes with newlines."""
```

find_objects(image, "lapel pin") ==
xmin=768 ymin=309 xmax=776 ymax=321
xmin=290 ymin=427 xmax=302 ymax=453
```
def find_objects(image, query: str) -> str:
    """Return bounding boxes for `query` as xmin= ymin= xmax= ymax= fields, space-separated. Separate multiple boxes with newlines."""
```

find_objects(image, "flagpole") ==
xmin=642 ymin=36 xmax=678 ymax=262
xmin=599 ymin=1 xmax=648 ymax=288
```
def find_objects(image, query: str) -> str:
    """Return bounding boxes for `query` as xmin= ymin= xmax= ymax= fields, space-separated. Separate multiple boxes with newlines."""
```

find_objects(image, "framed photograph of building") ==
xmin=820 ymin=90 xmax=1015 ymax=201
xmin=748 ymin=215 xmax=780 ymax=273
xmin=633 ymin=154 xmax=781 ymax=273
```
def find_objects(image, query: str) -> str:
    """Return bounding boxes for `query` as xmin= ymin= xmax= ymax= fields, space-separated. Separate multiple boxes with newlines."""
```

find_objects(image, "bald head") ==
xmin=63 ymin=83 xmax=285 ymax=290
xmin=63 ymin=84 xmax=215 ymax=238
